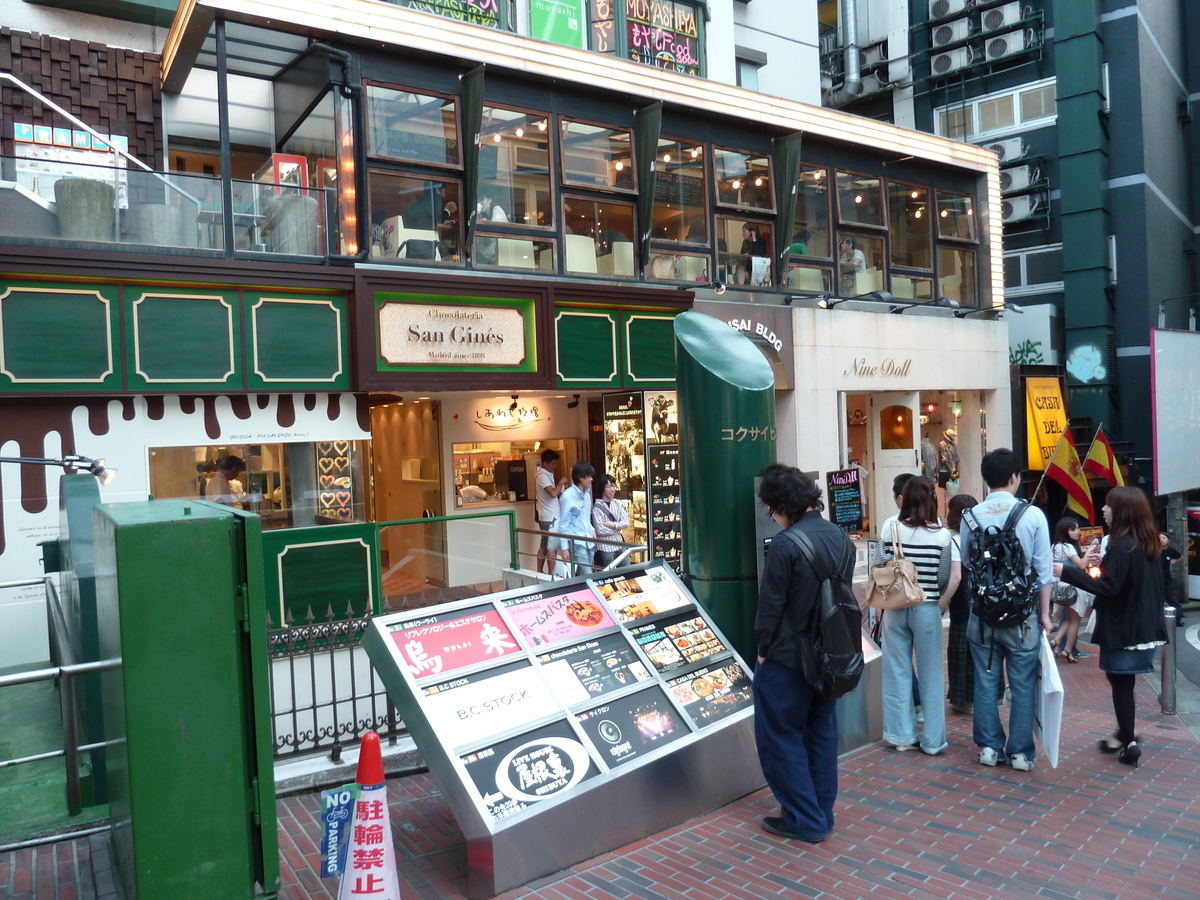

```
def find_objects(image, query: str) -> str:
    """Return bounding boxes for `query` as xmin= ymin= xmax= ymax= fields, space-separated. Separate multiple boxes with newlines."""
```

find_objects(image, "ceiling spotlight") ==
xmin=509 ymin=394 xmax=519 ymax=411
xmin=614 ymin=161 xmax=624 ymax=171
xmin=732 ymin=179 xmax=741 ymax=190
xmin=0 ymin=454 xmax=118 ymax=487
xmin=783 ymin=295 xmax=794 ymax=306
xmin=712 ymin=281 xmax=727 ymax=295
xmin=567 ymin=394 xmax=580 ymax=409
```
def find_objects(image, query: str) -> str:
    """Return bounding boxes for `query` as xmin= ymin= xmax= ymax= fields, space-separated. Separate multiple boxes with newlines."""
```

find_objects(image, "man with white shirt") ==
xmin=559 ymin=462 xmax=595 ymax=575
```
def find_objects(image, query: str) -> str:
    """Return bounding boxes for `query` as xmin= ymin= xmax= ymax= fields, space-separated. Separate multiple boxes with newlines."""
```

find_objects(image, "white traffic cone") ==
xmin=337 ymin=731 xmax=401 ymax=900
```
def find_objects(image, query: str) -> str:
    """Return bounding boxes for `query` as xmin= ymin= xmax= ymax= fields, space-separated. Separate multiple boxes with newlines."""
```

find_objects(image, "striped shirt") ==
xmin=873 ymin=519 xmax=956 ymax=603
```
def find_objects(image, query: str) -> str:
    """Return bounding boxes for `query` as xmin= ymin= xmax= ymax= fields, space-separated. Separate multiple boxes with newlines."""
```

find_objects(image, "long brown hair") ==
xmin=899 ymin=475 xmax=939 ymax=529
xmin=1105 ymin=486 xmax=1160 ymax=560
xmin=945 ymin=493 xmax=978 ymax=532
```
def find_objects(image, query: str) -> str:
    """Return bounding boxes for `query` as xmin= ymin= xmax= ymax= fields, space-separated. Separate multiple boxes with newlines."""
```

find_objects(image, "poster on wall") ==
xmin=644 ymin=391 xmax=682 ymax=571
xmin=530 ymin=0 xmax=587 ymax=49
xmin=603 ymin=392 xmax=647 ymax=551
xmin=13 ymin=122 xmax=129 ymax=206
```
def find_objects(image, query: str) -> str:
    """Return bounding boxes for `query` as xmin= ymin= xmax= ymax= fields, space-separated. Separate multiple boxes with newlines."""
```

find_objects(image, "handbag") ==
xmin=866 ymin=524 xmax=925 ymax=610
xmin=1051 ymin=581 xmax=1078 ymax=607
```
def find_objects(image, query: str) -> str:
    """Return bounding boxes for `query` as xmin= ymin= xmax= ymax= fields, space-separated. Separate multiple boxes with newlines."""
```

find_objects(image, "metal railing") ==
xmin=513 ymin=526 xmax=648 ymax=577
xmin=0 ymin=577 xmax=120 ymax=818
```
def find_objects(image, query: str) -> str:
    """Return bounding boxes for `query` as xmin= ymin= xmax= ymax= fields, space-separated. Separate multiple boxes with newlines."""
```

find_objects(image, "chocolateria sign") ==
xmin=378 ymin=301 xmax=528 ymax=367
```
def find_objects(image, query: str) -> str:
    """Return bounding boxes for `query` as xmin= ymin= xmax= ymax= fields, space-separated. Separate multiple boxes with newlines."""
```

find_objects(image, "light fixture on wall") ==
xmin=950 ymin=394 xmax=964 ymax=419
xmin=710 ymin=280 xmax=727 ymax=295
xmin=567 ymin=394 xmax=581 ymax=409
xmin=509 ymin=394 xmax=519 ymax=411
xmin=0 ymin=455 xmax=118 ymax=487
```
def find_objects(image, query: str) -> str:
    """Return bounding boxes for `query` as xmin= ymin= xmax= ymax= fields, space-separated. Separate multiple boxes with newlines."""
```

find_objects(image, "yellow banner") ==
xmin=1025 ymin=377 xmax=1067 ymax=471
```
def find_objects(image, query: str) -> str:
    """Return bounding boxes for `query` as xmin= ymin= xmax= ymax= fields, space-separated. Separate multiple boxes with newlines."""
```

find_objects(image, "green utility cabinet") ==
xmin=93 ymin=499 xmax=279 ymax=899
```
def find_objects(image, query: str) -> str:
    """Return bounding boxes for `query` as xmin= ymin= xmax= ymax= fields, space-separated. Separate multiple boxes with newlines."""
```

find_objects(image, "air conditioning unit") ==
xmin=985 ymin=137 xmax=1026 ymax=162
xmin=931 ymin=47 xmax=974 ymax=75
xmin=985 ymin=28 xmax=1034 ymax=61
xmin=1000 ymin=164 xmax=1039 ymax=192
xmin=860 ymin=71 xmax=891 ymax=95
xmin=981 ymin=2 xmax=1027 ymax=33
xmin=1002 ymin=195 xmax=1040 ymax=222
xmin=932 ymin=18 xmax=973 ymax=47
xmin=928 ymin=0 xmax=973 ymax=21
xmin=859 ymin=42 xmax=887 ymax=69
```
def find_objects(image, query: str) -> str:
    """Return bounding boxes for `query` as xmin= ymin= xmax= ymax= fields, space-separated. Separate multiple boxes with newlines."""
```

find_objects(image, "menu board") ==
xmin=461 ymin=720 xmax=599 ymax=823
xmin=503 ymin=587 xmax=614 ymax=648
xmin=629 ymin=611 xmax=726 ymax=675
xmin=391 ymin=606 xmax=521 ymax=677
xmin=825 ymin=467 xmax=863 ymax=533
xmin=667 ymin=661 xmax=754 ymax=726
xmin=422 ymin=660 xmax=560 ymax=749
xmin=593 ymin=568 xmax=691 ymax=623
xmin=645 ymin=390 xmax=682 ymax=572
xmin=576 ymin=686 xmax=689 ymax=767
xmin=535 ymin=633 xmax=654 ymax=705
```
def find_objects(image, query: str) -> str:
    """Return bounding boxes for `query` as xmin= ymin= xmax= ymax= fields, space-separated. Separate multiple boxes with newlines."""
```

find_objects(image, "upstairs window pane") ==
xmin=480 ymin=106 xmax=552 ymax=228
xmin=836 ymin=171 xmax=884 ymax=227
xmin=366 ymin=85 xmax=460 ymax=168
xmin=713 ymin=148 xmax=773 ymax=212
xmin=652 ymin=138 xmax=708 ymax=244
xmin=936 ymin=190 xmax=977 ymax=241
xmin=793 ymin=165 xmax=831 ymax=259
xmin=888 ymin=181 xmax=932 ymax=269
xmin=560 ymin=119 xmax=635 ymax=191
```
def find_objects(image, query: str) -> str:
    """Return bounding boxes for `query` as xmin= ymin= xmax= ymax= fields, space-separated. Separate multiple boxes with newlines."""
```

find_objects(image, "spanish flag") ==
xmin=1045 ymin=430 xmax=1094 ymax=522
xmin=1083 ymin=426 xmax=1125 ymax=486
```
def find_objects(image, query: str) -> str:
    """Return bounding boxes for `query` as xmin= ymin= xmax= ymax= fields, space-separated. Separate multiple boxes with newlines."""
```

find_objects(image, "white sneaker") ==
xmin=1009 ymin=754 xmax=1034 ymax=771
xmin=978 ymin=747 xmax=1002 ymax=767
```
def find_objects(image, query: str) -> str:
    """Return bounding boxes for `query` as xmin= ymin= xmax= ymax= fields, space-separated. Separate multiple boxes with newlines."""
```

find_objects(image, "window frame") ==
xmin=714 ymin=214 xmax=776 ymax=289
xmin=835 ymin=169 xmax=887 ymax=231
xmin=557 ymin=115 xmax=639 ymax=196
xmin=478 ymin=101 xmax=557 ymax=233
xmin=932 ymin=76 xmax=1057 ymax=143
xmin=793 ymin=163 xmax=834 ymax=261
xmin=934 ymin=189 xmax=978 ymax=244
xmin=651 ymin=134 xmax=712 ymax=248
xmin=835 ymin=229 xmax=887 ymax=296
xmin=363 ymin=80 xmax=463 ymax=171
xmin=1003 ymin=243 xmax=1064 ymax=297
xmin=886 ymin=179 xmax=934 ymax=272
xmin=560 ymin=192 xmax=639 ymax=279
xmin=711 ymin=144 xmax=776 ymax=214
xmin=366 ymin=165 xmax=465 ymax=267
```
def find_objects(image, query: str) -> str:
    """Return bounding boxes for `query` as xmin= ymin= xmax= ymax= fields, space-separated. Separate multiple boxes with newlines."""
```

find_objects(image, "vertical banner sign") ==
xmin=603 ymin=393 xmax=648 ymax=550
xmin=530 ymin=0 xmax=587 ymax=49
xmin=644 ymin=391 xmax=682 ymax=571
xmin=320 ymin=783 xmax=360 ymax=877
xmin=1025 ymin=377 xmax=1067 ymax=471
xmin=825 ymin=468 xmax=864 ymax=532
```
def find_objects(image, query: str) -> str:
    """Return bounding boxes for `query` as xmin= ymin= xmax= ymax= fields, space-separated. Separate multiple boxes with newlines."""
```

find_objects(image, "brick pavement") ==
xmin=4 ymin=654 xmax=1199 ymax=900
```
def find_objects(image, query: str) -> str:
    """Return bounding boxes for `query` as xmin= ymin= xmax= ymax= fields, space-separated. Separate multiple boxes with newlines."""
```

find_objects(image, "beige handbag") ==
xmin=866 ymin=524 xmax=925 ymax=610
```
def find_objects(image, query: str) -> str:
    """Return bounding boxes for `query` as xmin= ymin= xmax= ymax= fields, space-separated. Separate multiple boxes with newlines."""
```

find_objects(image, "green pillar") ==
xmin=674 ymin=311 xmax=775 ymax=664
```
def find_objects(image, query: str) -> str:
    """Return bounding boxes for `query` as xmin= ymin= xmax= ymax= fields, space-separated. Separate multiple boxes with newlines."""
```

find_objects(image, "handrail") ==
xmin=512 ymin=526 xmax=649 ymax=576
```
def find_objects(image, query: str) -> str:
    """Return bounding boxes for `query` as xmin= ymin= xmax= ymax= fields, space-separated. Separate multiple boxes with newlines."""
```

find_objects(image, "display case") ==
xmin=363 ymin=560 xmax=763 ymax=899
xmin=254 ymin=152 xmax=308 ymax=195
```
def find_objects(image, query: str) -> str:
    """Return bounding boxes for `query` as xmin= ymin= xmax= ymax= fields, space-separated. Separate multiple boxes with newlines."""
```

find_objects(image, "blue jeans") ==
xmin=968 ymin=611 xmax=1041 ymax=761
xmin=881 ymin=601 xmax=946 ymax=754
xmin=753 ymin=659 xmax=838 ymax=838
xmin=570 ymin=539 xmax=594 ymax=575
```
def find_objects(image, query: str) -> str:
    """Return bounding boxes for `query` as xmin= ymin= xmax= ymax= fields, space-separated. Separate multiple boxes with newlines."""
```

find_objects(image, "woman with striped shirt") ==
xmin=873 ymin=475 xmax=960 ymax=755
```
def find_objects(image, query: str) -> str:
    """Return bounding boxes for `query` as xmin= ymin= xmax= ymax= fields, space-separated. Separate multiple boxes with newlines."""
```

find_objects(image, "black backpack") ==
xmin=962 ymin=502 xmax=1038 ymax=629
xmin=780 ymin=528 xmax=864 ymax=699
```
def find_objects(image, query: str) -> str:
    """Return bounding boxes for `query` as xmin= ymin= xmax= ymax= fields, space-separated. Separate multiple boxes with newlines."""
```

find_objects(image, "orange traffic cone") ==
xmin=337 ymin=731 xmax=401 ymax=899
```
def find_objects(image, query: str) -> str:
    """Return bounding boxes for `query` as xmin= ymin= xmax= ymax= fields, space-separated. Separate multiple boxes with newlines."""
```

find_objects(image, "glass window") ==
xmin=783 ymin=263 xmax=833 ymax=293
xmin=646 ymin=251 xmax=710 ymax=284
xmin=716 ymin=217 xmax=774 ymax=287
xmin=890 ymin=275 xmax=935 ymax=301
xmin=480 ymin=106 xmax=553 ymax=228
xmin=887 ymin=181 xmax=932 ymax=270
xmin=978 ymin=95 xmax=1015 ymax=133
xmin=713 ymin=148 xmax=773 ymax=212
xmin=837 ymin=233 xmax=885 ymax=295
xmin=1020 ymin=84 xmax=1056 ymax=121
xmin=879 ymin=406 xmax=912 ymax=450
xmin=736 ymin=60 xmax=760 ymax=92
xmin=369 ymin=171 xmax=462 ymax=263
xmin=836 ymin=171 xmax=884 ymax=227
xmin=938 ymin=246 xmax=977 ymax=307
xmin=1026 ymin=247 xmax=1063 ymax=285
xmin=652 ymin=137 xmax=708 ymax=244
xmin=560 ymin=119 xmax=635 ymax=192
xmin=626 ymin=1 xmax=702 ymax=77
xmin=474 ymin=234 xmax=555 ymax=270
xmin=1004 ymin=255 xmax=1022 ymax=288
xmin=563 ymin=196 xmax=637 ymax=276
xmin=936 ymin=190 xmax=976 ymax=242
xmin=938 ymin=107 xmax=973 ymax=139
xmin=366 ymin=85 xmax=460 ymax=167
xmin=793 ymin=165 xmax=831 ymax=259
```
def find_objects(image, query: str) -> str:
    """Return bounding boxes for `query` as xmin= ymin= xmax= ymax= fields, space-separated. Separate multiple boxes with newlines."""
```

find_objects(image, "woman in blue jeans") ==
xmin=873 ymin=476 xmax=960 ymax=755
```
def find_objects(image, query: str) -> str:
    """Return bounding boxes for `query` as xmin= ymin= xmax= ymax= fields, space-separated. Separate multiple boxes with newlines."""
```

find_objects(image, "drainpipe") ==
xmin=312 ymin=41 xmax=369 ymax=263
xmin=826 ymin=0 xmax=862 ymax=108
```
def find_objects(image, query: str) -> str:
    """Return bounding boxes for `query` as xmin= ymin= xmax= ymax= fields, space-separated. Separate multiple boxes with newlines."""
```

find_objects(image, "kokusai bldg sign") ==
xmin=379 ymin=300 xmax=528 ymax=367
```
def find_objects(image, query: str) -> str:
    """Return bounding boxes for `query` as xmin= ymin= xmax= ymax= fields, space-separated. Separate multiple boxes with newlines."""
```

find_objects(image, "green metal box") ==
xmin=93 ymin=499 xmax=278 ymax=899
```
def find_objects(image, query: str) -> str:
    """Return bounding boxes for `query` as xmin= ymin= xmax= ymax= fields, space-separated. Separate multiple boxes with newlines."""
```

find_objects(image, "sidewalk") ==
xmin=4 ymin=649 xmax=1200 ymax=900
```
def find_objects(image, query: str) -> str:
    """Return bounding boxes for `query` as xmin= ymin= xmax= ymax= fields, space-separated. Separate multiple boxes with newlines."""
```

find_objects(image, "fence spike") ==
xmin=265 ymin=609 xmax=274 ymax=630
xmin=305 ymin=605 xmax=316 ymax=625
xmin=401 ymin=593 xmax=410 ymax=611
xmin=345 ymin=600 xmax=356 ymax=620
xmin=284 ymin=607 xmax=294 ymax=628
xmin=326 ymin=602 xmax=336 ymax=623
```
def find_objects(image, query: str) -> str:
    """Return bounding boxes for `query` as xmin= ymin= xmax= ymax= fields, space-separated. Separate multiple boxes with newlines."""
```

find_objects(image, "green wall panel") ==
xmin=623 ymin=311 xmax=678 ymax=386
xmin=248 ymin=293 xmax=348 ymax=389
xmin=262 ymin=524 xmax=380 ymax=625
xmin=554 ymin=308 xmax=620 ymax=387
xmin=128 ymin=290 xmax=240 ymax=389
xmin=0 ymin=284 xmax=119 ymax=390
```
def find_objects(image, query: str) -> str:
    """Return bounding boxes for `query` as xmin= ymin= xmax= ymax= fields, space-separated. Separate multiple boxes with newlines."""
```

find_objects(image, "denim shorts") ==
xmin=1099 ymin=646 xmax=1156 ymax=674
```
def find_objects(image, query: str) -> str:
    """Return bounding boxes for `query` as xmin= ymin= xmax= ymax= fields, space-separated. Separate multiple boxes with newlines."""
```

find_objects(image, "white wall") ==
xmin=729 ymin=0 xmax=822 ymax=105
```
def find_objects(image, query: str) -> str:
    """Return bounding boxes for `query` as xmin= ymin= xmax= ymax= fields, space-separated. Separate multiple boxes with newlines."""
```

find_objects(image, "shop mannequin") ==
xmin=937 ymin=428 xmax=960 ymax=514
xmin=920 ymin=435 xmax=938 ymax=479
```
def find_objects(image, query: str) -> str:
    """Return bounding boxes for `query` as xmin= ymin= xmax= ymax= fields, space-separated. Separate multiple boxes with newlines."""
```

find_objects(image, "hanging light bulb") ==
xmin=515 ymin=127 xmax=524 ymax=138
xmin=663 ymin=153 xmax=671 ymax=163
xmin=754 ymin=177 xmax=764 ymax=187
xmin=614 ymin=160 xmax=624 ymax=171
xmin=731 ymin=179 xmax=741 ymax=190
xmin=492 ymin=133 xmax=502 ymax=143
xmin=538 ymin=119 xmax=547 ymax=131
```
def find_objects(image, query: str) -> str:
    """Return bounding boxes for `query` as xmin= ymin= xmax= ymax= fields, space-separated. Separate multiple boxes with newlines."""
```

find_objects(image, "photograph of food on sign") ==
xmin=629 ymin=611 xmax=726 ymax=675
xmin=502 ymin=587 xmax=614 ymax=648
xmin=667 ymin=662 xmax=754 ymax=726
xmin=420 ymin=659 xmax=561 ymax=750
xmin=389 ymin=606 xmax=521 ymax=678
xmin=460 ymin=720 xmax=600 ymax=824
xmin=592 ymin=568 xmax=690 ymax=623
xmin=535 ymin=633 xmax=654 ymax=706
xmin=575 ymin=686 xmax=690 ymax=768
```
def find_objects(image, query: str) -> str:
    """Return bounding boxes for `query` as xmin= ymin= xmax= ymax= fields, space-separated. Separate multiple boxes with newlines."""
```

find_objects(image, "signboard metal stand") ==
xmin=363 ymin=560 xmax=764 ymax=899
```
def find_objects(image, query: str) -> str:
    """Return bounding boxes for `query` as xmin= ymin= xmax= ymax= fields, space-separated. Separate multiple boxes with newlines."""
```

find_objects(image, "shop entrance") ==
xmin=865 ymin=391 xmax=920 ymax=536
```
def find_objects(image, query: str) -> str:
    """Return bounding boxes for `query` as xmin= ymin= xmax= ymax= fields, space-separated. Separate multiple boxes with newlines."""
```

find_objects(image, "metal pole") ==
xmin=60 ymin=666 xmax=81 ymax=815
xmin=1160 ymin=606 xmax=1177 ymax=715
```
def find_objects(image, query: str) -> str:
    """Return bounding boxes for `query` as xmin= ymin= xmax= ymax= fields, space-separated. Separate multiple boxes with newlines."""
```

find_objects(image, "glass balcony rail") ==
xmin=229 ymin=178 xmax=329 ymax=255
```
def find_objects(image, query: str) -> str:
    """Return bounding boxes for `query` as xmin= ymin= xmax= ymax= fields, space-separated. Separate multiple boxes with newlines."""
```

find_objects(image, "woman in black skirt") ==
xmin=944 ymin=494 xmax=977 ymax=714
xmin=1056 ymin=487 xmax=1168 ymax=768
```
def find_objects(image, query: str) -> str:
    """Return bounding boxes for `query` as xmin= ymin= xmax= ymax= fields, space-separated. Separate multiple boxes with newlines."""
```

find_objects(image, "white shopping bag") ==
xmin=1036 ymin=633 xmax=1065 ymax=768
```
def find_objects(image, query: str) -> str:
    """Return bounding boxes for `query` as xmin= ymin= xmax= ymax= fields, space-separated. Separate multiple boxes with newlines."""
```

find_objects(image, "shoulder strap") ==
xmin=962 ymin=507 xmax=981 ymax=534
xmin=782 ymin=527 xmax=853 ymax=583
xmin=1001 ymin=500 xmax=1029 ymax=533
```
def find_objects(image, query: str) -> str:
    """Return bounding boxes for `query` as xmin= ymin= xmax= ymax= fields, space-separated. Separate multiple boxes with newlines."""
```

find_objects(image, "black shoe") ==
xmin=1117 ymin=742 xmax=1141 ymax=768
xmin=762 ymin=816 xmax=826 ymax=843
xmin=1098 ymin=737 xmax=1122 ymax=754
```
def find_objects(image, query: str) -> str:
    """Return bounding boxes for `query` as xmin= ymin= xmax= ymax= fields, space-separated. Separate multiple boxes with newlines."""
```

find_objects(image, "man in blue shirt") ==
xmin=559 ymin=461 xmax=595 ymax=575
xmin=960 ymin=448 xmax=1053 ymax=772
